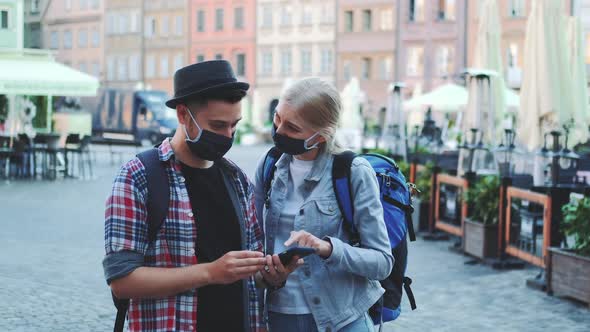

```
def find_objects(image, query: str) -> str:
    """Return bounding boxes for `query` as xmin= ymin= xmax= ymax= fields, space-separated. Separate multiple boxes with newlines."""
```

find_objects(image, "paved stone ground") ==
xmin=0 ymin=144 xmax=588 ymax=331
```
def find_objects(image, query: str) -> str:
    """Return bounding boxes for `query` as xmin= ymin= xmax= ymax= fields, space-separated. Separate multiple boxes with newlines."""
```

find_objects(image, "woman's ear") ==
xmin=310 ymin=133 xmax=326 ymax=147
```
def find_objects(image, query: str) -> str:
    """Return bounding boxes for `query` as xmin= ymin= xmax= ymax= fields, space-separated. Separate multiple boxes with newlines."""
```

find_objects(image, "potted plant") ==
xmin=548 ymin=195 xmax=590 ymax=305
xmin=463 ymin=176 xmax=500 ymax=259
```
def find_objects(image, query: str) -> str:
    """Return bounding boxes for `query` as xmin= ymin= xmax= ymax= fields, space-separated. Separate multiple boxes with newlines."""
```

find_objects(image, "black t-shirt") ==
xmin=181 ymin=162 xmax=243 ymax=332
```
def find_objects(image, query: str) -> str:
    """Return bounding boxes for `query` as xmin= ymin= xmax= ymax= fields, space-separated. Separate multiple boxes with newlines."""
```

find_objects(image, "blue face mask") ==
xmin=183 ymin=108 xmax=234 ymax=161
xmin=271 ymin=125 xmax=320 ymax=155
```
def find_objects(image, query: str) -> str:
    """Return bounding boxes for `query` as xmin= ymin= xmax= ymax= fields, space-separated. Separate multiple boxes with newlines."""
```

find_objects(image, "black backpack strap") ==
xmin=262 ymin=147 xmax=283 ymax=208
xmin=136 ymin=148 xmax=170 ymax=243
xmin=111 ymin=148 xmax=170 ymax=332
xmin=403 ymin=277 xmax=417 ymax=310
xmin=382 ymin=195 xmax=417 ymax=242
xmin=332 ymin=151 xmax=360 ymax=245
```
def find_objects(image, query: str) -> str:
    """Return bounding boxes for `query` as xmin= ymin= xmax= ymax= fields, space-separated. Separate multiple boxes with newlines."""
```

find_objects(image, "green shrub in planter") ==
xmin=415 ymin=162 xmax=434 ymax=202
xmin=562 ymin=197 xmax=590 ymax=257
xmin=464 ymin=176 xmax=500 ymax=225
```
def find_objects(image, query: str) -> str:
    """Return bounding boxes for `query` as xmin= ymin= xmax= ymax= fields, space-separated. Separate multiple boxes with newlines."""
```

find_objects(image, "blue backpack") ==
xmin=262 ymin=148 xmax=417 ymax=325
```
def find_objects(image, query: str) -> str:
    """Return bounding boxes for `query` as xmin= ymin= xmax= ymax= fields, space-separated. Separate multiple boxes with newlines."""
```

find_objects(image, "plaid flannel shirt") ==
xmin=104 ymin=139 xmax=265 ymax=332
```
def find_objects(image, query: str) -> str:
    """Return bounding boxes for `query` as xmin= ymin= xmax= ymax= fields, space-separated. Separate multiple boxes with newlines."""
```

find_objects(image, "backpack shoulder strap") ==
xmin=262 ymin=147 xmax=283 ymax=207
xmin=136 ymin=148 xmax=170 ymax=244
xmin=332 ymin=151 xmax=359 ymax=244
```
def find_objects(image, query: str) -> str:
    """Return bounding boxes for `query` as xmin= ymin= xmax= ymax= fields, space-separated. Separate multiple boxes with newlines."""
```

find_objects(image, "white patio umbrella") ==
xmin=518 ymin=0 xmax=574 ymax=150
xmin=404 ymin=83 xmax=468 ymax=112
xmin=567 ymin=16 xmax=590 ymax=145
xmin=336 ymin=77 xmax=365 ymax=150
xmin=464 ymin=0 xmax=507 ymax=143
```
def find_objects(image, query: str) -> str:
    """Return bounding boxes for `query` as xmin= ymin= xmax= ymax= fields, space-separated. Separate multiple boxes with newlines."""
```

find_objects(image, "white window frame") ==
xmin=146 ymin=55 xmax=156 ymax=78
xmin=159 ymin=55 xmax=169 ymax=78
xmin=300 ymin=48 xmax=312 ymax=74
xmin=78 ymin=29 xmax=88 ymax=48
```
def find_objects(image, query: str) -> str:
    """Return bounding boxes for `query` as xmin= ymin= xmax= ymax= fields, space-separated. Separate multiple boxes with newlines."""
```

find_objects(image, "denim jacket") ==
xmin=254 ymin=149 xmax=394 ymax=332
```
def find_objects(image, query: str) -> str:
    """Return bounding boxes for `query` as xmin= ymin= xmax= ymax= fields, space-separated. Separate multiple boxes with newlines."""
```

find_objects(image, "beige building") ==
xmin=43 ymin=0 xmax=104 ymax=81
xmin=255 ymin=0 xmax=337 ymax=126
xmin=337 ymin=0 xmax=397 ymax=119
xmin=142 ymin=0 xmax=188 ymax=92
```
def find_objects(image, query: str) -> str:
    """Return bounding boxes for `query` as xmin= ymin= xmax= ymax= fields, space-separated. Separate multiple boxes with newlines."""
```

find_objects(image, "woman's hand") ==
xmin=284 ymin=230 xmax=333 ymax=259
xmin=261 ymin=254 xmax=303 ymax=287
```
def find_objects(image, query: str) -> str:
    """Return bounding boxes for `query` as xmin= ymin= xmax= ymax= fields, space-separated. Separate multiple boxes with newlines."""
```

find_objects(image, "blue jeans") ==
xmin=268 ymin=311 xmax=375 ymax=332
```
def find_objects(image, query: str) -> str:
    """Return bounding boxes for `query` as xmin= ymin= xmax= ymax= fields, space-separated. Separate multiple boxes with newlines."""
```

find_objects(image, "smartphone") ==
xmin=278 ymin=247 xmax=317 ymax=265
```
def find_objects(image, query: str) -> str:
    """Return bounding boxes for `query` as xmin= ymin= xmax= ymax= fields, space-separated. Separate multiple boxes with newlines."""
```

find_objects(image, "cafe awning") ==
xmin=0 ymin=49 xmax=99 ymax=97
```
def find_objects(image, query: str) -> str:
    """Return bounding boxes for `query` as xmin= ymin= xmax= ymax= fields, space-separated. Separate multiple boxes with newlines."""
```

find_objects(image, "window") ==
xmin=175 ymin=16 xmax=183 ymax=36
xmin=31 ymin=0 xmax=40 ymax=14
xmin=117 ymin=56 xmax=128 ymax=81
xmin=438 ymin=0 xmax=456 ymax=20
xmin=215 ymin=8 xmax=224 ymax=31
xmin=130 ymin=11 xmax=139 ymax=33
xmin=262 ymin=51 xmax=273 ymax=75
xmin=161 ymin=16 xmax=169 ymax=37
xmin=215 ymin=53 xmax=223 ymax=60
xmin=361 ymin=58 xmax=372 ymax=79
xmin=91 ymin=62 xmax=100 ymax=78
xmin=281 ymin=49 xmax=292 ymax=74
xmin=145 ymin=17 xmax=156 ymax=37
xmin=65 ymin=0 xmax=72 ymax=11
xmin=107 ymin=13 xmax=115 ymax=34
xmin=107 ymin=56 xmax=115 ymax=80
xmin=129 ymin=54 xmax=140 ymax=80
xmin=436 ymin=46 xmax=454 ymax=76
xmin=409 ymin=0 xmax=425 ymax=22
xmin=507 ymin=43 xmax=519 ymax=67
xmin=159 ymin=55 xmax=169 ymax=78
xmin=236 ymin=53 xmax=246 ymax=76
xmin=79 ymin=0 xmax=88 ymax=10
xmin=380 ymin=9 xmax=394 ymax=31
xmin=79 ymin=62 xmax=87 ymax=73
xmin=362 ymin=10 xmax=372 ymax=31
xmin=321 ymin=49 xmax=333 ymax=74
xmin=344 ymin=11 xmax=353 ymax=32
xmin=146 ymin=55 xmax=156 ymax=78
xmin=407 ymin=46 xmax=424 ymax=76
xmin=118 ymin=13 xmax=129 ymax=34
xmin=320 ymin=4 xmax=334 ymax=24
xmin=90 ymin=0 xmax=99 ymax=9
xmin=196 ymin=54 xmax=205 ymax=63
xmin=174 ymin=53 xmax=184 ymax=71
xmin=380 ymin=56 xmax=393 ymax=80
xmin=300 ymin=49 xmax=312 ymax=74
xmin=234 ymin=7 xmax=244 ymax=29
xmin=197 ymin=10 xmax=205 ymax=32
xmin=50 ymin=31 xmax=59 ymax=49
xmin=63 ymin=30 xmax=72 ymax=49
xmin=261 ymin=5 xmax=272 ymax=28
xmin=1 ymin=10 xmax=9 ymax=29
xmin=280 ymin=6 xmax=292 ymax=26
xmin=343 ymin=60 xmax=352 ymax=81
xmin=302 ymin=6 xmax=313 ymax=25
xmin=78 ymin=29 xmax=88 ymax=47
xmin=509 ymin=0 xmax=525 ymax=17
xmin=91 ymin=28 xmax=100 ymax=47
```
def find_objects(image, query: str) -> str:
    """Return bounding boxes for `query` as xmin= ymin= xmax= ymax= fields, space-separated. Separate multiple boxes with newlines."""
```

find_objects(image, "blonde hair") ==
xmin=280 ymin=77 xmax=342 ymax=153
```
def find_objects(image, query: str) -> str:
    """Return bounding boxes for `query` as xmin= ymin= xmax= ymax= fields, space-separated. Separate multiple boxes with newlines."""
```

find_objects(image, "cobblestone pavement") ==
xmin=0 ymin=145 xmax=588 ymax=332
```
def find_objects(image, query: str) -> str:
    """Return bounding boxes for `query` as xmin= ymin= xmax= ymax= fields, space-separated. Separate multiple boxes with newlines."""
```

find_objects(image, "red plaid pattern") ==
xmin=104 ymin=139 xmax=265 ymax=332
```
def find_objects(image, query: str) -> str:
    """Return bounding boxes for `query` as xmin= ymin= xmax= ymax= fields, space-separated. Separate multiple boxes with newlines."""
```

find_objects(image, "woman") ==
xmin=254 ymin=78 xmax=394 ymax=332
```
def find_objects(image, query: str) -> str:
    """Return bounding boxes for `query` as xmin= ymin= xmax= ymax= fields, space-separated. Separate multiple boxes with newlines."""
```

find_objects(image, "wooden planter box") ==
xmin=548 ymin=248 xmax=590 ymax=306
xmin=464 ymin=219 xmax=498 ymax=259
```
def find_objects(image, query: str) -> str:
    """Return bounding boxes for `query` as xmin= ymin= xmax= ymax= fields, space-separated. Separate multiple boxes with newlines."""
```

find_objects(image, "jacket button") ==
xmin=328 ymin=205 xmax=335 ymax=212
xmin=188 ymin=211 xmax=194 ymax=218
xmin=312 ymin=297 xmax=320 ymax=305
xmin=179 ymin=177 xmax=185 ymax=183
xmin=326 ymin=328 xmax=332 ymax=332
xmin=188 ymin=325 xmax=194 ymax=331
xmin=304 ymin=270 xmax=311 ymax=277
xmin=299 ymin=209 xmax=304 ymax=216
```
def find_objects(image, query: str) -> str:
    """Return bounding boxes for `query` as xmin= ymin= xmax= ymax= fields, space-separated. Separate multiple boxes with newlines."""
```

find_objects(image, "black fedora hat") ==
xmin=165 ymin=60 xmax=249 ymax=108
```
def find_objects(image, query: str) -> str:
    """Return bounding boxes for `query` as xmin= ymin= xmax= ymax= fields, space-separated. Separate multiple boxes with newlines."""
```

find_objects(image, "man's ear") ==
xmin=176 ymin=104 xmax=188 ymax=126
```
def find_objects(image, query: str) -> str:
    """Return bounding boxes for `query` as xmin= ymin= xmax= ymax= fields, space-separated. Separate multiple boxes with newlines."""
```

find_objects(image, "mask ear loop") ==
xmin=183 ymin=107 xmax=204 ymax=143
xmin=304 ymin=132 xmax=321 ymax=150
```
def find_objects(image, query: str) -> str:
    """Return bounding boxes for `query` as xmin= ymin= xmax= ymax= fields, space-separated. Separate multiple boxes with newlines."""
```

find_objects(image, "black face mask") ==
xmin=272 ymin=125 xmax=320 ymax=155
xmin=183 ymin=109 xmax=234 ymax=161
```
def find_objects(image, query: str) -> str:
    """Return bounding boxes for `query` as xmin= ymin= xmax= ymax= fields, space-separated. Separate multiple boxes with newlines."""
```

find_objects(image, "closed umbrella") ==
xmin=566 ymin=16 xmax=589 ymax=145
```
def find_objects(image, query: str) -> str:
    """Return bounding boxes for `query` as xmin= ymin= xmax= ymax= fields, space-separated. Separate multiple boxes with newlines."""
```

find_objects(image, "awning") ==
xmin=0 ymin=49 xmax=99 ymax=96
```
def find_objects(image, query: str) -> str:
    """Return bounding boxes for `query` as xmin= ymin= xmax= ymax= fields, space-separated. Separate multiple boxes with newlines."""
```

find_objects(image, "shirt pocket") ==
xmin=313 ymin=198 xmax=342 ymax=238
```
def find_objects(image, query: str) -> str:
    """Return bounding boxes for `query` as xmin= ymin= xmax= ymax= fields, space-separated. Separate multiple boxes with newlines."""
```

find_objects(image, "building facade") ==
xmin=0 ymin=0 xmax=24 ymax=49
xmin=398 ymin=0 xmax=468 ymax=96
xmin=255 ymin=0 xmax=337 ymax=126
xmin=43 ymin=0 xmax=104 ymax=80
xmin=337 ymin=0 xmax=397 ymax=118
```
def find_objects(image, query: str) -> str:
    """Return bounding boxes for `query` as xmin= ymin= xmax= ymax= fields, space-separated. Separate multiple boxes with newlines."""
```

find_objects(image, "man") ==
xmin=103 ymin=61 xmax=289 ymax=332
